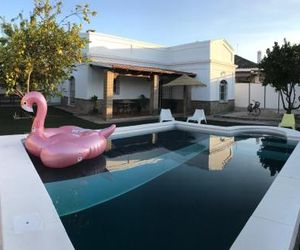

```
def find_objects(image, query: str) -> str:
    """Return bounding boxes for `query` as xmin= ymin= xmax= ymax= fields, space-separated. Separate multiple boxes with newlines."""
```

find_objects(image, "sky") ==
xmin=1 ymin=0 xmax=300 ymax=62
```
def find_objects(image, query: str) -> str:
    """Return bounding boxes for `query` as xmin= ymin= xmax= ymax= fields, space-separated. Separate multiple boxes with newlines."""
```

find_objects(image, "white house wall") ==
xmin=85 ymin=66 xmax=151 ymax=100
xmin=168 ymin=63 xmax=211 ymax=101
xmin=168 ymin=40 xmax=235 ymax=102
xmin=164 ymin=42 xmax=212 ymax=102
xmin=87 ymin=33 xmax=213 ymax=69
xmin=88 ymin=66 xmax=104 ymax=99
xmin=88 ymin=32 xmax=166 ymax=67
xmin=209 ymin=40 xmax=235 ymax=101
xmin=166 ymin=41 xmax=210 ymax=65
xmin=192 ymin=67 xmax=211 ymax=101
xmin=210 ymin=63 xmax=235 ymax=101
xmin=60 ymin=64 xmax=89 ymax=102
xmin=210 ymin=40 xmax=234 ymax=65
xmin=68 ymin=33 xmax=236 ymax=104
xmin=114 ymin=76 xmax=151 ymax=100
xmin=72 ymin=64 xmax=89 ymax=99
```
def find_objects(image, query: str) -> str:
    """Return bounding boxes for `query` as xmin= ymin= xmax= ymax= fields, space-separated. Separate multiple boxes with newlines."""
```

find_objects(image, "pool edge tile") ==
xmin=230 ymin=216 xmax=294 ymax=250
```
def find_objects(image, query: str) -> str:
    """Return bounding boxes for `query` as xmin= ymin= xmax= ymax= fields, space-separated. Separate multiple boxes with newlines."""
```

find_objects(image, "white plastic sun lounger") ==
xmin=159 ymin=109 xmax=175 ymax=122
xmin=186 ymin=109 xmax=207 ymax=124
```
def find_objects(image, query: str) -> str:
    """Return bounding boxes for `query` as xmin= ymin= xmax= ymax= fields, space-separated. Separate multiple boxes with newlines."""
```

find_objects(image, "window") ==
xmin=113 ymin=77 xmax=120 ymax=95
xmin=219 ymin=80 xmax=228 ymax=101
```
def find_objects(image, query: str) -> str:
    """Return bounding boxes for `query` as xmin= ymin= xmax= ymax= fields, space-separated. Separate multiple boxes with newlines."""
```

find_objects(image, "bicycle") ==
xmin=247 ymin=100 xmax=261 ymax=116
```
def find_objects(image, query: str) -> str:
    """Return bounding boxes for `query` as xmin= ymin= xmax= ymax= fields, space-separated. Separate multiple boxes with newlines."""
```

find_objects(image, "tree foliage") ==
xmin=0 ymin=0 xmax=96 ymax=97
xmin=259 ymin=39 xmax=300 ymax=113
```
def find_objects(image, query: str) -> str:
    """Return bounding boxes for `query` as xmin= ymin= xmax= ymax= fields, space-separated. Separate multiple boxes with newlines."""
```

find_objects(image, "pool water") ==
xmin=32 ymin=130 xmax=297 ymax=250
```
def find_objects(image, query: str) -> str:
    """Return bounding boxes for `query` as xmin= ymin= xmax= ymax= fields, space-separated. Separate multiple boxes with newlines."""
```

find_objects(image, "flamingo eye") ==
xmin=24 ymin=101 xmax=27 ymax=105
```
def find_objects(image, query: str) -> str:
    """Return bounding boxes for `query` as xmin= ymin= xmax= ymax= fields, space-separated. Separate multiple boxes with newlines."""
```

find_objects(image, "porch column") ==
xmin=150 ymin=74 xmax=159 ymax=114
xmin=103 ymin=70 xmax=115 ymax=120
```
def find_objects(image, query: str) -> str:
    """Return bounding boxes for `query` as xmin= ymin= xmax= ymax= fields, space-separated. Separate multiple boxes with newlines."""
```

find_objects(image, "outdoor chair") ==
xmin=279 ymin=113 xmax=296 ymax=130
xmin=159 ymin=109 xmax=175 ymax=122
xmin=186 ymin=109 xmax=207 ymax=124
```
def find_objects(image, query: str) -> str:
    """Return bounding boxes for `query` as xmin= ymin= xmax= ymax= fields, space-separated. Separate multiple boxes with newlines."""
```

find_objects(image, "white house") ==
xmin=61 ymin=32 xmax=236 ymax=120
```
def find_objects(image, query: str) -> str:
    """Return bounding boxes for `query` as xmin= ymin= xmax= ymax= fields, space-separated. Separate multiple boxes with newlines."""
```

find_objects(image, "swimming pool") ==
xmin=31 ymin=128 xmax=297 ymax=250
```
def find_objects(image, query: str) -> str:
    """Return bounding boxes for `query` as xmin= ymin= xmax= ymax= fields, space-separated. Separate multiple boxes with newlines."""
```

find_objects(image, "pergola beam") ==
xmin=116 ymin=73 xmax=151 ymax=79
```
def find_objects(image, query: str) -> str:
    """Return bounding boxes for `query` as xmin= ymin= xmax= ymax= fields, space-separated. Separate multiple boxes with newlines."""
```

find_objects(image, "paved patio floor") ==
xmin=209 ymin=109 xmax=300 ymax=129
xmin=56 ymin=106 xmax=300 ymax=129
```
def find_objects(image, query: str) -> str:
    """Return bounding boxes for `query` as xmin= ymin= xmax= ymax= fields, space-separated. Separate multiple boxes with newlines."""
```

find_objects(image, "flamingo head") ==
xmin=21 ymin=91 xmax=47 ymax=113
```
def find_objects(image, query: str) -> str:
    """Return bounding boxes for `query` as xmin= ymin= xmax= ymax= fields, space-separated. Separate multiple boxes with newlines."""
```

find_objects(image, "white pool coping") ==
xmin=0 ymin=121 xmax=300 ymax=250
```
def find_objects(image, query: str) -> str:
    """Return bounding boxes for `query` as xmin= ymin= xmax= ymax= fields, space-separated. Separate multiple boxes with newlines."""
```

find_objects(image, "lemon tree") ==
xmin=260 ymin=40 xmax=300 ymax=114
xmin=0 ymin=0 xmax=96 ymax=97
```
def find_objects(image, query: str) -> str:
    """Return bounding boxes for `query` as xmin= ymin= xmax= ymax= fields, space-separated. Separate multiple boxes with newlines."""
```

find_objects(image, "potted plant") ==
xmin=136 ymin=94 xmax=148 ymax=113
xmin=90 ymin=95 xmax=98 ymax=114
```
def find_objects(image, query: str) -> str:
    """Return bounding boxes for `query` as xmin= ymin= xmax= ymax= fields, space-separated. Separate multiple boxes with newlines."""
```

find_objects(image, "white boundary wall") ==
xmin=235 ymin=83 xmax=300 ymax=110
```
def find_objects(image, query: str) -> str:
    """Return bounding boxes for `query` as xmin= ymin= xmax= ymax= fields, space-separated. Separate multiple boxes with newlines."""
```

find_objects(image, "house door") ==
xmin=69 ymin=77 xmax=75 ymax=105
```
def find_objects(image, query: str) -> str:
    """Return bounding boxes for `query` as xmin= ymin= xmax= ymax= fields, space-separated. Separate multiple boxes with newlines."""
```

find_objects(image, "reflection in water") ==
xmin=152 ymin=133 xmax=158 ymax=144
xmin=32 ymin=132 xmax=236 ymax=183
xmin=46 ymin=142 xmax=206 ymax=216
xmin=208 ymin=136 xmax=234 ymax=170
xmin=106 ymin=133 xmax=159 ymax=172
xmin=31 ymin=131 xmax=295 ymax=184
xmin=31 ymin=154 xmax=108 ymax=183
xmin=186 ymin=135 xmax=234 ymax=171
xmin=104 ymin=131 xmax=196 ymax=171
xmin=257 ymin=137 xmax=295 ymax=176
xmin=32 ymin=130 xmax=196 ymax=183
xmin=105 ymin=139 xmax=112 ymax=151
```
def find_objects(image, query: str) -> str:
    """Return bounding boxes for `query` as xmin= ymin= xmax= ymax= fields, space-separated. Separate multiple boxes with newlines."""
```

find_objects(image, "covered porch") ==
xmin=90 ymin=62 xmax=197 ymax=120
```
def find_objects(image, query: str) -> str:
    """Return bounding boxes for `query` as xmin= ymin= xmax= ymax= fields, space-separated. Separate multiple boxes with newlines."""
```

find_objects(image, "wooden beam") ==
xmin=116 ymin=73 xmax=151 ymax=79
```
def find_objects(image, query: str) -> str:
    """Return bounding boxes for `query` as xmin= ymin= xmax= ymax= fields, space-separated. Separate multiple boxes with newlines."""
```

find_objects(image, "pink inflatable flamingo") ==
xmin=21 ymin=91 xmax=116 ymax=168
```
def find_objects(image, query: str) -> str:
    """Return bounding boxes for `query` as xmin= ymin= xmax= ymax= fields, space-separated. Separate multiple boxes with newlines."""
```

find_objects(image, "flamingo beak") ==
xmin=21 ymin=104 xmax=34 ymax=113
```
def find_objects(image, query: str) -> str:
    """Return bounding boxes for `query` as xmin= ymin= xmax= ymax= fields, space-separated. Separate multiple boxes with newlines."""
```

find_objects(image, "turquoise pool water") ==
xmin=32 ymin=130 xmax=297 ymax=250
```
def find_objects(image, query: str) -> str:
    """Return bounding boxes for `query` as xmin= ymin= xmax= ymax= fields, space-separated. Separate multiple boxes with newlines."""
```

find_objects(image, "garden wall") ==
xmin=235 ymin=83 xmax=300 ymax=110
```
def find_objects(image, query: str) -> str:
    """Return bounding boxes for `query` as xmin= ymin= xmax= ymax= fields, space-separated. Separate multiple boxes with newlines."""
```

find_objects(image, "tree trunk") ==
xmin=279 ymin=90 xmax=288 ymax=112
xmin=279 ymin=84 xmax=299 ymax=114
xmin=26 ymin=68 xmax=33 ymax=93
